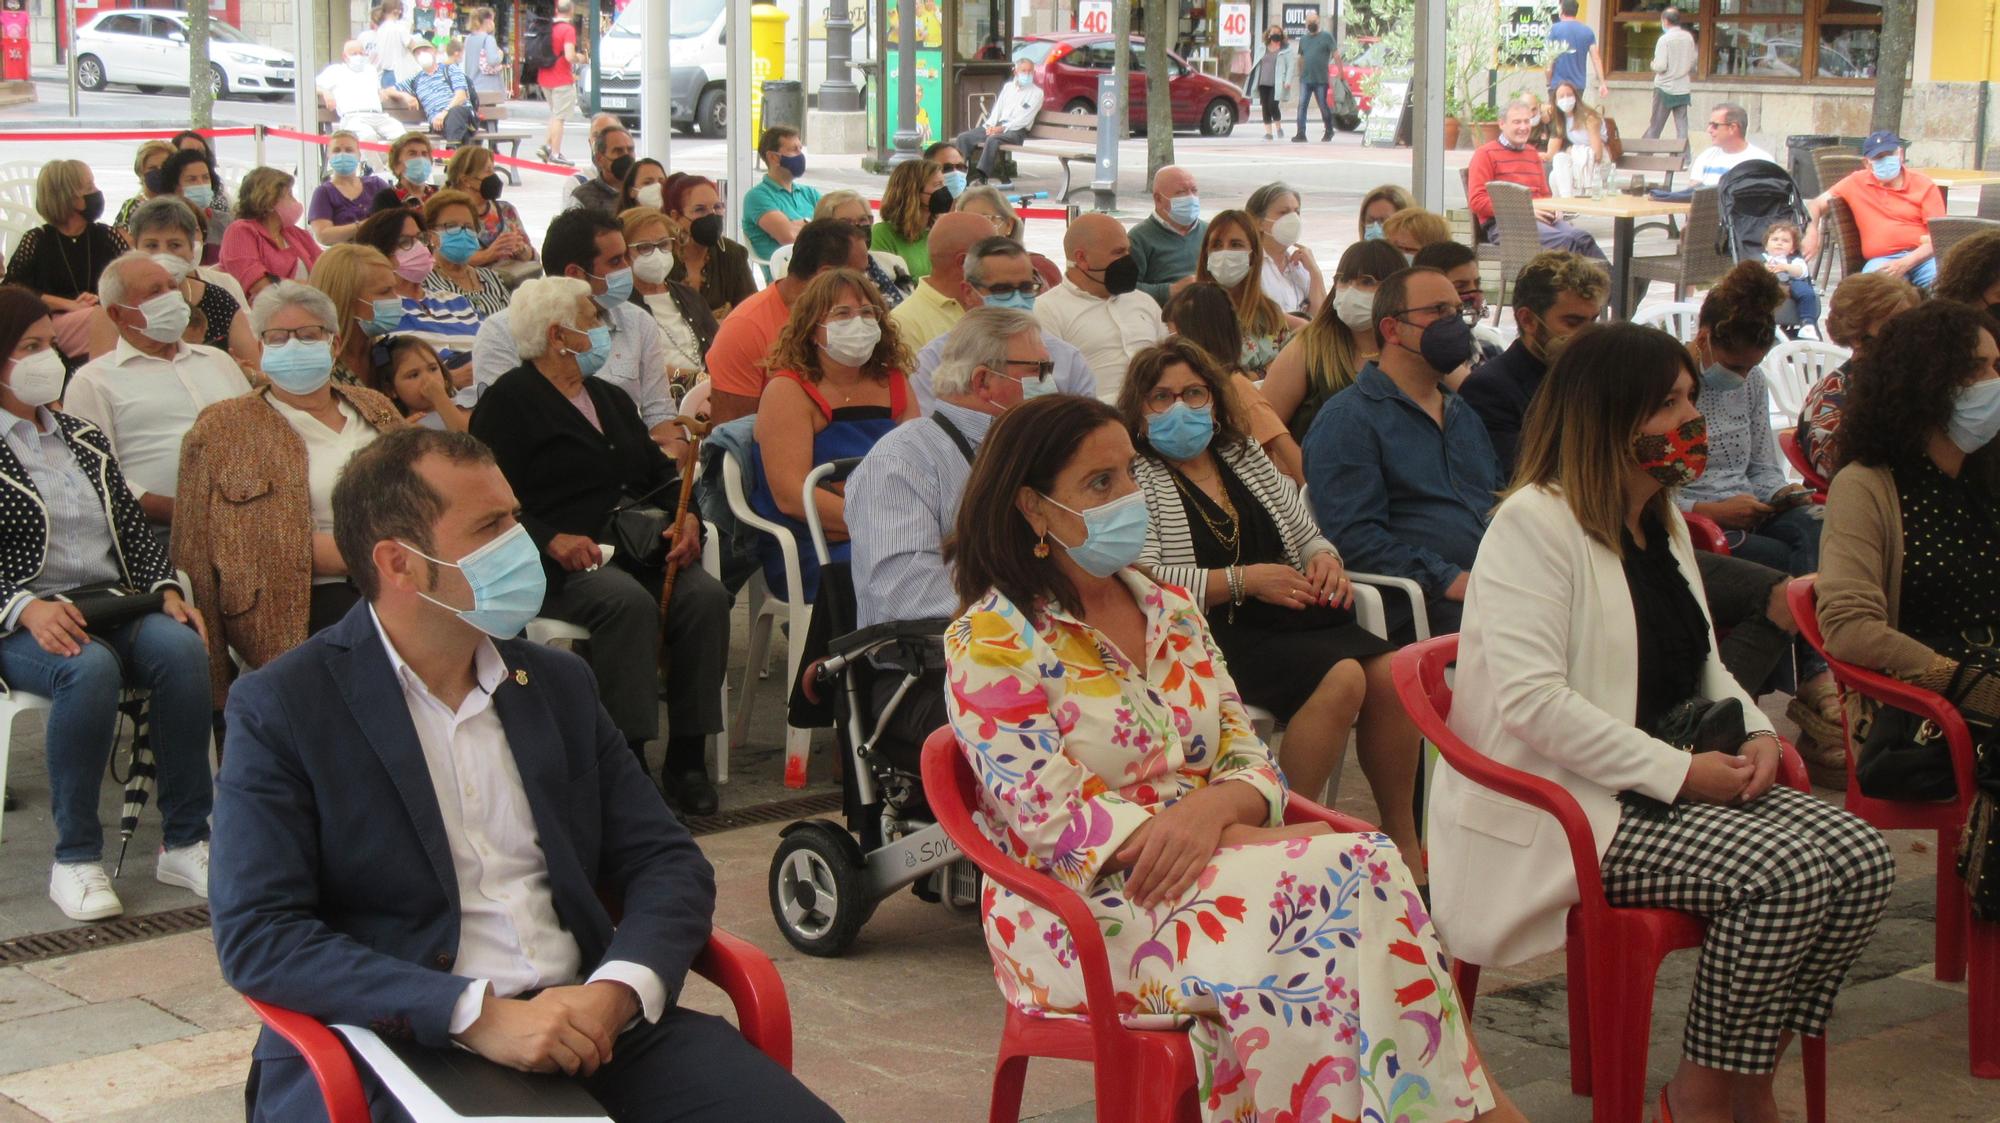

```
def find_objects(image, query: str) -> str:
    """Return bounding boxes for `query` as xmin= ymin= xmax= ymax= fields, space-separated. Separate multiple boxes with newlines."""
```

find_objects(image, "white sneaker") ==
xmin=49 ymin=862 xmax=123 ymax=921
xmin=156 ymin=840 xmax=209 ymax=898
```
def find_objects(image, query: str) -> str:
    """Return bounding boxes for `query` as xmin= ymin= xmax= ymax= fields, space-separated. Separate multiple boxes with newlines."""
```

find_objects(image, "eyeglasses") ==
xmin=978 ymin=212 xmax=1010 ymax=230
xmin=630 ymin=239 xmax=671 ymax=257
xmin=260 ymin=326 xmax=332 ymax=346
xmin=394 ymin=234 xmax=435 ymax=252
xmin=1001 ymin=358 xmax=1057 ymax=378
xmin=1389 ymin=302 xmax=1478 ymax=324
xmin=936 ymin=161 xmax=968 ymax=174
xmin=975 ymin=279 xmax=1043 ymax=298
xmin=432 ymin=221 xmax=475 ymax=235
xmin=1706 ymin=120 xmax=1733 ymax=131
xmin=846 ymin=217 xmax=873 ymax=231
xmin=824 ymin=305 xmax=881 ymax=322
xmin=1145 ymin=384 xmax=1212 ymax=411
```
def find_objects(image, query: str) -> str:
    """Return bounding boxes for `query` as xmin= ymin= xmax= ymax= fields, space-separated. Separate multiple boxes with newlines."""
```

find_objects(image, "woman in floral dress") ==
xmin=943 ymin=395 xmax=1518 ymax=1123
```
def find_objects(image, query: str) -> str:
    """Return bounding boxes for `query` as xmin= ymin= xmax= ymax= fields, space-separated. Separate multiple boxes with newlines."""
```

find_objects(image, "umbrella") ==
xmin=111 ymin=693 xmax=155 ymax=877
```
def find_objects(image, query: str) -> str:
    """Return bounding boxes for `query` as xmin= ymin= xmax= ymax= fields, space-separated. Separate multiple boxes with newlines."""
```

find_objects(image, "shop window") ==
xmin=1605 ymin=0 xmax=1887 ymax=82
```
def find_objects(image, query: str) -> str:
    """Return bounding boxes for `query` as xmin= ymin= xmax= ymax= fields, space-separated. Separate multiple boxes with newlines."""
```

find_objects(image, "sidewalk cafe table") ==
xmin=1541 ymin=194 xmax=1693 ymax=319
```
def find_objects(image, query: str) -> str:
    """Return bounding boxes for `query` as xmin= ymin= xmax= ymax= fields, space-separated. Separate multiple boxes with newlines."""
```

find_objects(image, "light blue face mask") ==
xmin=328 ymin=152 xmax=362 ymax=177
xmin=1169 ymin=194 xmax=1201 ymax=228
xmin=403 ymin=156 xmax=433 ymax=184
xmin=183 ymin=183 xmax=214 ymax=208
xmin=1015 ymin=72 xmax=1033 ymax=88
xmin=1020 ymin=374 xmax=1057 ymax=399
xmin=261 ymin=339 xmax=335 ymax=394
xmin=1146 ymin=401 xmax=1214 ymax=460
xmin=359 ymin=296 xmax=403 ymax=337
xmin=943 ymin=170 xmax=968 ymax=198
xmin=1364 ymin=220 xmax=1385 ymax=240
xmin=1947 ymin=377 xmax=2000 ymax=453
xmin=401 ymin=523 xmax=548 ymax=639
xmin=438 ymin=227 xmax=482 ymax=265
xmin=1871 ymin=153 xmax=1902 ymax=182
xmin=563 ymin=324 xmax=614 ymax=376
xmin=1042 ymin=490 xmax=1149 ymax=578
xmin=591 ymin=267 xmax=634 ymax=309
xmin=983 ymin=289 xmax=1036 ymax=313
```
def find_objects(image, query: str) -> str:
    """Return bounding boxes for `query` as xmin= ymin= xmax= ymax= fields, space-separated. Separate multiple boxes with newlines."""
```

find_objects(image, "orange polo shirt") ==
xmin=705 ymin=283 xmax=792 ymax=400
xmin=1827 ymin=167 xmax=1944 ymax=260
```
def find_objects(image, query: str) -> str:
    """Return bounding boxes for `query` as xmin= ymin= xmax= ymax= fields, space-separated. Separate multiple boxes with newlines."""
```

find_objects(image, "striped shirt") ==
xmin=848 ymin=401 xmax=992 ymax=630
xmin=401 ymin=63 xmax=467 ymax=119
xmin=395 ymin=286 xmax=483 ymax=355
xmin=1466 ymin=140 xmax=1552 ymax=226
xmin=1134 ymin=438 xmax=1337 ymax=602
xmin=0 ymin=408 xmax=120 ymax=630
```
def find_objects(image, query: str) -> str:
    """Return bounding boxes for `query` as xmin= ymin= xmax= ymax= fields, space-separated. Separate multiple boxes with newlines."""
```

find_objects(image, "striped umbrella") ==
xmin=111 ymin=693 xmax=155 ymax=878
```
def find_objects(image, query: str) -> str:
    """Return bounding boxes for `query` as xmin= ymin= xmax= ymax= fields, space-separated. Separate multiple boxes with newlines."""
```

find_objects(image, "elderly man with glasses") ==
xmin=910 ymin=236 xmax=1097 ymax=413
xmin=1689 ymin=102 xmax=1774 ymax=186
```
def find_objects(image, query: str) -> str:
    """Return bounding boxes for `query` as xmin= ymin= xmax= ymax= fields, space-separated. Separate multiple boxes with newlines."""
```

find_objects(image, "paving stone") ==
xmin=0 ymin=1026 xmax=252 ymax=1120
xmin=0 ymin=999 xmax=195 ymax=1078
xmin=86 ymin=1085 xmax=244 ymax=1123
xmin=0 ymin=1093 xmax=46 ymax=1123
xmin=21 ymin=933 xmax=218 ymax=1006
xmin=136 ymin=978 xmax=258 ymax=1034
xmin=0 ymin=969 xmax=83 ymax=1026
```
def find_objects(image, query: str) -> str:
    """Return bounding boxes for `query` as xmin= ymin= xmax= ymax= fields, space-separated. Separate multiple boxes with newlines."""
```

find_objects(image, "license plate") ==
xmin=600 ymin=95 xmax=632 ymax=110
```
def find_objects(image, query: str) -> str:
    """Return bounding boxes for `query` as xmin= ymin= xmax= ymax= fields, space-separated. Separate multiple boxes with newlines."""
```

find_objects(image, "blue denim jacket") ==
xmin=1302 ymin=362 xmax=1502 ymax=602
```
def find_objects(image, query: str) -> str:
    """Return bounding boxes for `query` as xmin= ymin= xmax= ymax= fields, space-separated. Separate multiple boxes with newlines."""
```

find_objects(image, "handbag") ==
xmin=50 ymin=581 xmax=168 ymax=633
xmin=1622 ymin=696 xmax=1748 ymax=816
xmin=602 ymin=482 xmax=677 ymax=573
xmin=1856 ymin=659 xmax=1996 ymax=803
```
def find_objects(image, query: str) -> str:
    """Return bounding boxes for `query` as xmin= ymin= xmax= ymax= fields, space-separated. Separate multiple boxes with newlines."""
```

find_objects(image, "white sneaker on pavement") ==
xmin=49 ymin=862 xmax=123 ymax=921
xmin=155 ymin=840 xmax=209 ymax=898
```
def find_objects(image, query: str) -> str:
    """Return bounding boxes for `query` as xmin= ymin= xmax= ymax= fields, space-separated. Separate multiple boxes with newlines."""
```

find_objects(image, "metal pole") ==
xmin=1410 ymin=0 xmax=1445 ymax=210
xmin=727 ymin=0 xmax=754 ymax=223
xmin=585 ymin=0 xmax=601 ymax=116
xmin=65 ymin=0 xmax=77 ymax=117
xmin=640 ymin=0 xmax=671 ymax=164
xmin=822 ymin=0 xmax=859 ymax=111
xmin=793 ymin=0 xmax=807 ymax=84
xmin=295 ymin=1 xmax=321 ymax=187
xmin=890 ymin=0 xmax=919 ymax=162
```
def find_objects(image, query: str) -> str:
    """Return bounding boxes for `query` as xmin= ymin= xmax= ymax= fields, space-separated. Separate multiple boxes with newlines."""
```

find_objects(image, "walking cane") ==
xmin=657 ymin=414 xmax=711 ymax=666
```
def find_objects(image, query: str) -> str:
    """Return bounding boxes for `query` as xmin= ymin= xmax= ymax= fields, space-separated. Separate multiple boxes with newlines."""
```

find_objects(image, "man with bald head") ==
xmin=1033 ymin=212 xmax=1166 ymax=402
xmin=889 ymin=212 xmax=991 ymax=350
xmin=1127 ymin=165 xmax=1205 ymax=305
xmin=315 ymin=39 xmax=419 ymax=142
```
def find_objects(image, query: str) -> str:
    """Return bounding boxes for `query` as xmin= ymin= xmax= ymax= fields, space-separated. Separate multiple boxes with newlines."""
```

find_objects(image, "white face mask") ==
xmin=635 ymin=183 xmax=665 ymax=210
xmin=151 ymin=251 xmax=195 ymax=284
xmin=346 ymin=54 xmax=370 ymax=72
xmin=1334 ymin=286 xmax=1377 ymax=333
xmin=1206 ymin=248 xmax=1253 ymax=288
xmin=1557 ymin=96 xmax=1577 ymax=114
xmin=122 ymin=289 xmax=191 ymax=343
xmin=820 ymin=317 xmax=881 ymax=367
xmin=5 ymin=348 xmax=65 ymax=408
xmin=1269 ymin=212 xmax=1303 ymax=246
xmin=632 ymin=247 xmax=674 ymax=284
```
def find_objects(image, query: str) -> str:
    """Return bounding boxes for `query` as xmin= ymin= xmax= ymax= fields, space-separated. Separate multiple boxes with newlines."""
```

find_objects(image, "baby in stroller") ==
xmin=1762 ymin=222 xmax=1822 ymax=334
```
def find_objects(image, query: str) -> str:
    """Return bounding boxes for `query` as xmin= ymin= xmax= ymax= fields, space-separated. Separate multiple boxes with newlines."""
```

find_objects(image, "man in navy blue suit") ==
xmin=209 ymin=428 xmax=841 ymax=1122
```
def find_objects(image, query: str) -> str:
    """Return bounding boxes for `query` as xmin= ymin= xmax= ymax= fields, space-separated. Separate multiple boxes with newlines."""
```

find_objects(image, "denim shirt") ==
xmin=1301 ymin=362 xmax=1501 ymax=598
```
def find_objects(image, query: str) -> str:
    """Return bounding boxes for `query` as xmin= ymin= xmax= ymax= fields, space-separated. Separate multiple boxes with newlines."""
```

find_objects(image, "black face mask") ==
xmin=688 ymin=213 xmax=724 ymax=247
xmin=144 ymin=168 xmax=170 ymax=196
xmin=609 ymin=155 xmax=635 ymax=183
xmin=928 ymin=186 xmax=954 ymax=216
xmin=81 ymin=190 xmax=105 ymax=223
xmin=1085 ymin=255 xmax=1140 ymax=296
xmin=1404 ymin=314 xmax=1475 ymax=374
xmin=479 ymin=173 xmax=503 ymax=202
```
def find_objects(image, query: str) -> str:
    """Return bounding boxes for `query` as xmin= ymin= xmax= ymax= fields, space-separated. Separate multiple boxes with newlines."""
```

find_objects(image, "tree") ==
xmin=1872 ymin=0 xmax=1915 ymax=133
xmin=1144 ymin=0 xmax=1174 ymax=178
xmin=188 ymin=0 xmax=213 ymax=129
xmin=1112 ymin=0 xmax=1131 ymax=143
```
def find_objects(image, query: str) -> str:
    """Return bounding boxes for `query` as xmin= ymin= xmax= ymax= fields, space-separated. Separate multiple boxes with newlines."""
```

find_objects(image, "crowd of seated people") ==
xmin=8 ymin=127 xmax=1992 ymax=1123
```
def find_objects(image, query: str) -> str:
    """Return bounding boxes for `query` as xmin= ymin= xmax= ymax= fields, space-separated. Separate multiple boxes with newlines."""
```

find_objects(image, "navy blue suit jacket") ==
xmin=210 ymin=602 xmax=715 ymax=1121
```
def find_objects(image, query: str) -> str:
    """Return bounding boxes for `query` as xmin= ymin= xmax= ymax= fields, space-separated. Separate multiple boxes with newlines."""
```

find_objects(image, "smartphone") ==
xmin=1771 ymin=489 xmax=1814 ymax=511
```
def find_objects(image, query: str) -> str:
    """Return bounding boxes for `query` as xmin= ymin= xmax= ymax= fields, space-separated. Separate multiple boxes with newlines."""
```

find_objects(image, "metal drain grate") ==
xmin=0 ymin=904 xmax=212 ymax=967
xmin=0 ymin=793 xmax=844 ymax=968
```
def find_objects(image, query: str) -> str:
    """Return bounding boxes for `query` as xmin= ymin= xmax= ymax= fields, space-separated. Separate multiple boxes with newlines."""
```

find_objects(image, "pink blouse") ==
xmin=218 ymin=219 xmax=323 ymax=298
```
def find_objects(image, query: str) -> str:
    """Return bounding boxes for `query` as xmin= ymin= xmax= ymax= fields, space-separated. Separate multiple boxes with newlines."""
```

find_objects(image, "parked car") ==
xmin=1335 ymin=35 xmax=1380 ymax=119
xmin=1014 ymin=34 xmax=1250 ymax=137
xmin=74 ymin=9 xmax=296 ymax=101
xmin=576 ymin=0 xmax=726 ymax=135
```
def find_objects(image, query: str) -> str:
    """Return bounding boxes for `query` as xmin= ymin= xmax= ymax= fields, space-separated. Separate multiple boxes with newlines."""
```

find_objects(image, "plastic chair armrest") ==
xmin=241 ymin=997 xmax=371 ymax=1123
xmin=693 ymin=929 xmax=794 ymax=1071
xmin=1347 ymin=571 xmax=1431 ymax=641
xmin=1284 ymin=791 xmax=1375 ymax=834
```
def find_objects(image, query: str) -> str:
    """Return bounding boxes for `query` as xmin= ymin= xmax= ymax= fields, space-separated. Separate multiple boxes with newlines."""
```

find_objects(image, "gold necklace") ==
xmin=1168 ymin=464 xmax=1240 ymax=554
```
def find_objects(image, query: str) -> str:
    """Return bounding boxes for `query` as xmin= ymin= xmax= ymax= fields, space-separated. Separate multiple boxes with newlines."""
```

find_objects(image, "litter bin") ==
xmin=761 ymin=79 xmax=805 ymax=137
xmin=1787 ymin=133 xmax=1866 ymax=197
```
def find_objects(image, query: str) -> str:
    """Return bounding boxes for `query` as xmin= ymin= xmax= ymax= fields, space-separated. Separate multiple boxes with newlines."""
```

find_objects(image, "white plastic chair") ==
xmin=0 ymin=686 xmax=54 ymax=842
xmin=1762 ymin=338 xmax=1850 ymax=433
xmin=1348 ymin=571 xmax=1432 ymax=642
xmin=767 ymin=244 xmax=793 ymax=281
xmin=720 ymin=453 xmax=814 ymax=786
xmin=1632 ymin=300 xmax=1703 ymax=343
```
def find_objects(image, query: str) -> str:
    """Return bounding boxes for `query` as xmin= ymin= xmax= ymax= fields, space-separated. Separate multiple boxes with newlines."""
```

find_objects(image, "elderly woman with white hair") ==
xmin=466 ymin=276 xmax=731 ymax=815
xmin=125 ymin=196 xmax=259 ymax=365
xmin=2 ymin=158 xmax=128 ymax=359
xmin=174 ymin=281 xmax=404 ymax=709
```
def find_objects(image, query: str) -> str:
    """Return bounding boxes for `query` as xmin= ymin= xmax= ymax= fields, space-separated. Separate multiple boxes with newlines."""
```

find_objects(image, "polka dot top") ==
xmin=1892 ymin=456 xmax=2000 ymax=646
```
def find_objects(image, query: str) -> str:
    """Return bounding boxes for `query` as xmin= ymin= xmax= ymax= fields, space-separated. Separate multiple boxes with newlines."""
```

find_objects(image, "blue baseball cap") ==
xmin=1860 ymin=130 xmax=1907 ymax=158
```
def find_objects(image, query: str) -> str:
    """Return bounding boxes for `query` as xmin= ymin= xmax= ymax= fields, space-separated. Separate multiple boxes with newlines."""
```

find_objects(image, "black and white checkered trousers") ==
xmin=1600 ymin=784 xmax=1896 ymax=1074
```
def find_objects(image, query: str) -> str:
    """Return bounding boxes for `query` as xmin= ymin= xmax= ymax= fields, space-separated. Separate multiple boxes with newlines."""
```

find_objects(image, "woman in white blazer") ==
xmin=1431 ymin=323 xmax=1893 ymax=1123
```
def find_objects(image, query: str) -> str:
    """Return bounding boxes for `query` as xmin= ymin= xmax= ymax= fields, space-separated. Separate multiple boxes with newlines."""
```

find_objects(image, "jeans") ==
xmin=0 ymin=613 xmax=214 ymax=864
xmin=1297 ymin=81 xmax=1333 ymax=135
xmin=953 ymin=126 xmax=1027 ymax=177
xmin=1485 ymin=214 xmax=1607 ymax=261
xmin=1863 ymin=250 xmax=1938 ymax=288
xmin=1726 ymin=504 xmax=1828 ymax=679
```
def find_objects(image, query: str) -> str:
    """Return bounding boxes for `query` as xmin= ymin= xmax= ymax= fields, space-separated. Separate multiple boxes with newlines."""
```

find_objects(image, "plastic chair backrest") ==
xmin=1633 ymin=300 xmax=1702 ymax=342
xmin=720 ymin=449 xmax=804 ymax=603
xmin=1486 ymin=182 xmax=1543 ymax=278
xmin=1779 ymin=427 xmax=1828 ymax=494
xmin=768 ymin=243 xmax=794 ymax=281
xmin=1683 ymin=511 xmax=1729 ymax=555
xmin=1763 ymin=339 xmax=1848 ymax=429
xmin=800 ymin=457 xmax=866 ymax=568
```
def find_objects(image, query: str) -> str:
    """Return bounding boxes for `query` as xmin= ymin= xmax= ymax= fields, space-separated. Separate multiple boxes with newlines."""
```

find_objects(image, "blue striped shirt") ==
xmin=401 ymin=63 xmax=467 ymax=118
xmin=847 ymin=401 xmax=993 ymax=630
xmin=1 ymin=409 xmax=120 ymax=632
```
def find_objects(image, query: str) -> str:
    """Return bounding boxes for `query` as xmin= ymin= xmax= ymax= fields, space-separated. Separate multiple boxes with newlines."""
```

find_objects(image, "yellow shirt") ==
xmin=887 ymin=280 xmax=964 ymax=352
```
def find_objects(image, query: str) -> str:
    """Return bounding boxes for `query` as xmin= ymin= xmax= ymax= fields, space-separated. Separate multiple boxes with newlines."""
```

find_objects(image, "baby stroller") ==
xmin=766 ymin=460 xmax=977 ymax=957
xmin=1715 ymin=159 xmax=1820 ymax=336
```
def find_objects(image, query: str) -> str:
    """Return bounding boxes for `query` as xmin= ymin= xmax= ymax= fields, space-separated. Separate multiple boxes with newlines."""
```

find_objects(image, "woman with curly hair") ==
xmin=1935 ymin=228 xmax=2000 ymax=312
xmin=1193 ymin=209 xmax=1306 ymax=376
xmin=749 ymin=267 xmax=919 ymax=599
xmin=870 ymin=158 xmax=949 ymax=279
xmin=1798 ymin=271 xmax=1922 ymax=481
xmin=1820 ymin=300 xmax=2000 ymax=849
xmin=1260 ymin=237 xmax=1407 ymax=440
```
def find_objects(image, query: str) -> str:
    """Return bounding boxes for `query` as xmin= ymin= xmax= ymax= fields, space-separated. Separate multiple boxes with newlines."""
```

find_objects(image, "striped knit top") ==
xmin=1134 ymin=437 xmax=1338 ymax=604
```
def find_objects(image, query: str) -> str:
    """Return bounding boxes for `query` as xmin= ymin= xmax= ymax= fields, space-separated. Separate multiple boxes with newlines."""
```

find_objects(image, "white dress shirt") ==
xmin=65 ymin=338 xmax=252 ymax=500
xmin=268 ymin=396 xmax=380 ymax=585
xmin=982 ymin=78 xmax=1046 ymax=132
xmin=1260 ymin=255 xmax=1312 ymax=316
xmin=465 ymin=303 xmax=677 ymax=428
xmin=1031 ymin=279 xmax=1165 ymax=404
xmin=368 ymin=607 xmax=666 ymax=1034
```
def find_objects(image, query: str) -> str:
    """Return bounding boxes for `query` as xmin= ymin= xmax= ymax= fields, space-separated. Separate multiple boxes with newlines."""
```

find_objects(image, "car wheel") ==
xmin=259 ymin=92 xmax=285 ymax=102
xmin=696 ymin=87 xmax=725 ymax=138
xmin=208 ymin=63 xmax=228 ymax=101
xmin=1064 ymin=97 xmax=1095 ymax=117
xmin=76 ymin=55 xmax=107 ymax=92
xmin=1199 ymin=98 xmax=1237 ymax=137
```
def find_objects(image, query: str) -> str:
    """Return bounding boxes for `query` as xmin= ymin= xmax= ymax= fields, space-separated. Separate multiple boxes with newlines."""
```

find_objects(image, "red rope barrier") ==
xmin=0 ymin=126 xmax=260 ymax=142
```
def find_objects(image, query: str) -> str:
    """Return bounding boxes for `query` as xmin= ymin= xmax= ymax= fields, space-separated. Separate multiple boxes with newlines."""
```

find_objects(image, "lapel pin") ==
xmin=514 ymin=669 xmax=529 ymax=686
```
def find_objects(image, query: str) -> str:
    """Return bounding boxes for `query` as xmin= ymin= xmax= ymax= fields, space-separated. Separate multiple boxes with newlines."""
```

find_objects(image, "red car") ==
xmin=1333 ymin=35 xmax=1380 ymax=119
xmin=1015 ymin=34 xmax=1251 ymax=137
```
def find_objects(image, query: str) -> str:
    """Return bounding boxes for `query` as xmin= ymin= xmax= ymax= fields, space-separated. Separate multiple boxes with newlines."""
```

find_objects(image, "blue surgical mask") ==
xmin=404 ymin=156 xmax=433 ymax=184
xmin=261 ymin=339 xmax=335 ymax=394
xmin=438 ymin=227 xmax=482 ymax=265
xmin=1146 ymin=402 xmax=1215 ymax=461
xmin=1042 ymin=490 xmax=1148 ymax=579
xmin=563 ymin=324 xmax=614 ymax=376
xmin=1364 ymin=220 xmax=1385 ymax=240
xmin=1947 ymin=378 xmax=2000 ymax=453
xmin=1020 ymin=374 xmax=1057 ymax=399
xmin=329 ymin=152 xmax=361 ymax=177
xmin=592 ymin=267 xmax=634 ymax=308
xmin=1015 ymin=73 xmax=1033 ymax=88
xmin=401 ymin=523 xmax=548 ymax=639
xmin=778 ymin=152 xmax=807 ymax=178
xmin=1871 ymin=153 xmax=1902 ymax=182
xmin=360 ymin=297 xmax=403 ymax=337
xmin=983 ymin=290 xmax=1037 ymax=313
xmin=943 ymin=170 xmax=968 ymax=198
xmin=183 ymin=184 xmax=214 ymax=208
xmin=1168 ymin=194 xmax=1201 ymax=228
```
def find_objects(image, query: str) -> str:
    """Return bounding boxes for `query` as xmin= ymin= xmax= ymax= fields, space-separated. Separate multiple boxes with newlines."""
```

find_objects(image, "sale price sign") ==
xmin=1078 ymin=0 xmax=1112 ymax=35
xmin=1219 ymin=2 xmax=1251 ymax=48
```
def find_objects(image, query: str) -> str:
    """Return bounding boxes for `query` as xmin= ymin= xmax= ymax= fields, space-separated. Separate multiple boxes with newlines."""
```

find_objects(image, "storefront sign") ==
xmin=1499 ymin=0 xmax=1561 ymax=69
xmin=1219 ymin=3 xmax=1252 ymax=49
xmin=1364 ymin=74 xmax=1410 ymax=148
xmin=1280 ymin=3 xmax=1319 ymax=39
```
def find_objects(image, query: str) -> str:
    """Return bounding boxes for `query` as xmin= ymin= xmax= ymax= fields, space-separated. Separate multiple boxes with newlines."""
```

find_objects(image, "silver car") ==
xmin=74 ymin=9 xmax=297 ymax=101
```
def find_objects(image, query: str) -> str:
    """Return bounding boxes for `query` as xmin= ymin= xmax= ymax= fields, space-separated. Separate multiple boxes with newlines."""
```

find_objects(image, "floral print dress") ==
xmin=945 ymin=571 xmax=1495 ymax=1123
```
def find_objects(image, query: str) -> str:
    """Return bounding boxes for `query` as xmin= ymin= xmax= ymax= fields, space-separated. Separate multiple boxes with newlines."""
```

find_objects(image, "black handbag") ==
xmin=50 ymin=581 xmax=168 ymax=633
xmin=602 ymin=481 xmax=677 ymax=572
xmin=1856 ymin=660 xmax=1996 ymax=803
xmin=1622 ymin=696 xmax=1749 ymax=816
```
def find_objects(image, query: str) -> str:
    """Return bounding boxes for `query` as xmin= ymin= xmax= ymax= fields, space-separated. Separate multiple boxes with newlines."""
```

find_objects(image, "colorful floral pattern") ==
xmin=945 ymin=572 xmax=1494 ymax=1122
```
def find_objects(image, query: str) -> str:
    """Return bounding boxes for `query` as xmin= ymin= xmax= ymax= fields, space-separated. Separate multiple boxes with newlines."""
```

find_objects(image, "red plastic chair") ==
xmin=1390 ymin=635 xmax=1827 ymax=1123
xmin=920 ymin=726 xmax=1382 ymax=1123
xmin=1778 ymin=428 xmax=1830 ymax=501
xmin=1787 ymin=576 xmax=1999 ymax=1077
xmin=1683 ymin=510 xmax=1730 ymax=556
xmin=241 ymin=928 xmax=797 ymax=1123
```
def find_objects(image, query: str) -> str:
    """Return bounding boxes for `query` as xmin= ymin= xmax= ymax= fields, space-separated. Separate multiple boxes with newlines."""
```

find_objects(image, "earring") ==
xmin=1033 ymin=532 xmax=1050 ymax=559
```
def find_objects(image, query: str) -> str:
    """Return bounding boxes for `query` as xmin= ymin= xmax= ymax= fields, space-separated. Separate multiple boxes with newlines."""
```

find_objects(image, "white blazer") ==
xmin=1428 ymin=485 xmax=1773 ymax=967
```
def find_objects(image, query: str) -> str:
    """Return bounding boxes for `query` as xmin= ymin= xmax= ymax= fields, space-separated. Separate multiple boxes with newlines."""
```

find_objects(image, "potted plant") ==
xmin=1443 ymin=94 xmax=1463 ymax=151
xmin=1470 ymin=101 xmax=1500 ymax=145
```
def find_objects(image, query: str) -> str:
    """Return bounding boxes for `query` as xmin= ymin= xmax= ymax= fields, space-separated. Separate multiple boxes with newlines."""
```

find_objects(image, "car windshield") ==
xmin=154 ymin=16 xmax=251 ymax=43
xmin=1350 ymin=40 xmax=1383 ymax=66
xmin=1012 ymin=40 xmax=1056 ymax=65
xmin=607 ymin=0 xmax=723 ymax=39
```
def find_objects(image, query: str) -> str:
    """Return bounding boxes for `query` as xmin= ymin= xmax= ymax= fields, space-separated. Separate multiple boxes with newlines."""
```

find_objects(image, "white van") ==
xmin=578 ymin=0 xmax=726 ymax=136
